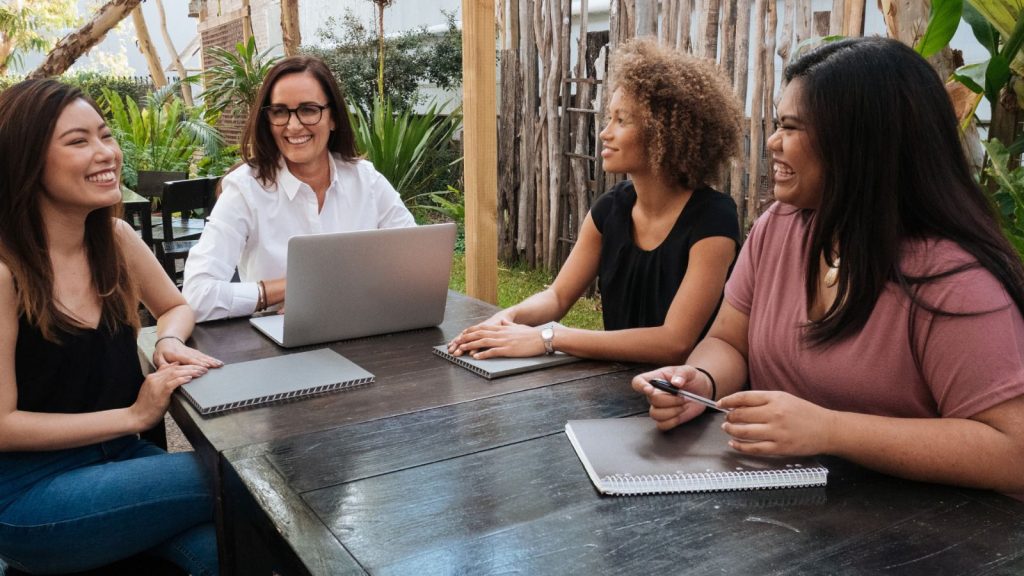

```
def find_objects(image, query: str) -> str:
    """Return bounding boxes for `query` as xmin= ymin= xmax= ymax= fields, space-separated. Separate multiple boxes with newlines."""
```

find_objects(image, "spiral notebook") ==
xmin=565 ymin=414 xmax=828 ymax=495
xmin=178 ymin=348 xmax=374 ymax=415
xmin=432 ymin=345 xmax=580 ymax=379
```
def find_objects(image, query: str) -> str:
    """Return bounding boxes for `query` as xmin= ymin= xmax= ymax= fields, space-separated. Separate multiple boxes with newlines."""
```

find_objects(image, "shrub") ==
xmin=303 ymin=10 xmax=462 ymax=113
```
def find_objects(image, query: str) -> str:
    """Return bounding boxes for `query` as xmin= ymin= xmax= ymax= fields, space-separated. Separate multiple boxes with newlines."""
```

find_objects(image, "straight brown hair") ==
xmin=0 ymin=79 xmax=138 ymax=342
xmin=240 ymin=55 xmax=358 ymax=186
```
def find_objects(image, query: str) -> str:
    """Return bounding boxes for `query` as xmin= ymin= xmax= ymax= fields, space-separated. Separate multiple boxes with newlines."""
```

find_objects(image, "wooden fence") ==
xmin=496 ymin=0 xmax=876 ymax=270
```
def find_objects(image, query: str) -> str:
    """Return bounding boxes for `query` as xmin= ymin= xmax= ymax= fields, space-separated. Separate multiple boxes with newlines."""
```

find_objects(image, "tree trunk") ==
xmin=29 ymin=0 xmax=143 ymax=79
xmin=702 ymin=0 xmax=721 ymax=60
xmin=281 ymin=0 xmax=301 ymax=57
xmin=154 ymin=0 xmax=192 ymax=105
xmin=499 ymin=49 xmax=522 ymax=262
xmin=131 ymin=6 xmax=166 ymax=88
xmin=635 ymin=0 xmax=658 ymax=38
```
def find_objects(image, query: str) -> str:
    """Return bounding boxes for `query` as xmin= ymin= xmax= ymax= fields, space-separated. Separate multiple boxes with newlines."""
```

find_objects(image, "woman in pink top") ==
xmin=632 ymin=37 xmax=1024 ymax=493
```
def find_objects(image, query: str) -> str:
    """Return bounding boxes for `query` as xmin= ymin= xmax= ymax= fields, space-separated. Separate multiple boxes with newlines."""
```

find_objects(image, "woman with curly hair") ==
xmin=633 ymin=38 xmax=1024 ymax=493
xmin=448 ymin=38 xmax=742 ymax=364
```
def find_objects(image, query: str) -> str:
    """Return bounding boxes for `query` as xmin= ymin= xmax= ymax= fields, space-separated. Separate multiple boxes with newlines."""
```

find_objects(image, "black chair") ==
xmin=154 ymin=177 xmax=220 ymax=284
xmin=135 ymin=170 xmax=188 ymax=200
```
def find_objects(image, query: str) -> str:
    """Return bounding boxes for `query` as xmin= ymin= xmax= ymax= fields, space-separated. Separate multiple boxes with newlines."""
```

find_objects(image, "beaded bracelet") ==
xmin=693 ymin=366 xmax=718 ymax=401
xmin=155 ymin=335 xmax=185 ymax=347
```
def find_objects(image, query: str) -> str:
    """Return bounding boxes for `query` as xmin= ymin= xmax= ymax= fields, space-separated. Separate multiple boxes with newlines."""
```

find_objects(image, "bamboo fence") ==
xmin=496 ymin=0 xmax=870 ymax=270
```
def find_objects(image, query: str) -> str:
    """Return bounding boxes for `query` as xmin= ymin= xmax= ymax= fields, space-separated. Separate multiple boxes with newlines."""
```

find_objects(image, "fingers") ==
xmin=717 ymin=390 xmax=772 ymax=410
xmin=151 ymin=362 xmax=208 ymax=389
xmin=727 ymin=439 xmax=778 ymax=455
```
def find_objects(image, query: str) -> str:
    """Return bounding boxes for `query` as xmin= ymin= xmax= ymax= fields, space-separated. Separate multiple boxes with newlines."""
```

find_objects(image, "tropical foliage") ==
xmin=349 ymin=97 xmax=463 ymax=216
xmin=200 ymin=36 xmax=281 ymax=118
xmin=982 ymin=139 xmax=1024 ymax=254
xmin=100 ymin=85 xmax=224 ymax=189
xmin=918 ymin=0 xmax=1024 ymax=256
xmin=0 ymin=0 xmax=78 ymax=74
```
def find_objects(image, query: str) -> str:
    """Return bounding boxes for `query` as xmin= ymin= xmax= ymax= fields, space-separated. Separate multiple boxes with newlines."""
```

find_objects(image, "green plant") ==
xmin=448 ymin=253 xmax=604 ymax=330
xmin=917 ymin=0 xmax=1024 ymax=258
xmin=201 ymin=37 xmax=281 ymax=118
xmin=304 ymin=10 xmax=462 ymax=113
xmin=349 ymin=97 xmax=463 ymax=215
xmin=981 ymin=139 xmax=1024 ymax=253
xmin=196 ymin=144 xmax=242 ymax=178
xmin=0 ymin=72 xmax=152 ymax=105
xmin=425 ymin=185 xmax=464 ymax=225
xmin=101 ymin=85 xmax=224 ymax=189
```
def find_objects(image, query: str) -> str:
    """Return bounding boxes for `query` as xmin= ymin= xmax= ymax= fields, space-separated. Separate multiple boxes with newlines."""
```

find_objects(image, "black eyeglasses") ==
xmin=262 ymin=103 xmax=330 ymax=126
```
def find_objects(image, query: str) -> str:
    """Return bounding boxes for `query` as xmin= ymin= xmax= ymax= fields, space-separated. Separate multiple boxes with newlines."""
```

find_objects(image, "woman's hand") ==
xmin=632 ymin=366 xmax=714 ymax=430
xmin=718 ymin=391 xmax=838 ymax=457
xmin=446 ymin=308 xmax=515 ymax=355
xmin=447 ymin=319 xmax=546 ymax=359
xmin=129 ymin=362 xmax=209 ymax=431
xmin=153 ymin=337 xmax=223 ymax=369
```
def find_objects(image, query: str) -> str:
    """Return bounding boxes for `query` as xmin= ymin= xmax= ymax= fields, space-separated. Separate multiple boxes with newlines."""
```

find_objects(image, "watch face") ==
xmin=541 ymin=327 xmax=554 ymax=340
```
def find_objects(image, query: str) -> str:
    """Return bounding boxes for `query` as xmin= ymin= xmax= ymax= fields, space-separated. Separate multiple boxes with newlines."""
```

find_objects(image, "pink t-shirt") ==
xmin=725 ymin=203 xmax=1024 ymax=419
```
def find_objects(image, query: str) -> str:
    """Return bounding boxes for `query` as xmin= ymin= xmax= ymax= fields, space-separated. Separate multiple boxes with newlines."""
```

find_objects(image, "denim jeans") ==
xmin=0 ymin=435 xmax=218 ymax=575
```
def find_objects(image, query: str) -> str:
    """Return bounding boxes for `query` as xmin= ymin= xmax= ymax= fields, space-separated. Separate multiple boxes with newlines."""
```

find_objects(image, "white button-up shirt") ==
xmin=183 ymin=155 xmax=416 ymax=322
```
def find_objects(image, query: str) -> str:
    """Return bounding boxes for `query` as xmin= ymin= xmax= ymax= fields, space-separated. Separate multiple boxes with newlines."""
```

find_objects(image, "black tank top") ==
xmin=15 ymin=316 xmax=143 ymax=413
xmin=590 ymin=180 xmax=740 ymax=332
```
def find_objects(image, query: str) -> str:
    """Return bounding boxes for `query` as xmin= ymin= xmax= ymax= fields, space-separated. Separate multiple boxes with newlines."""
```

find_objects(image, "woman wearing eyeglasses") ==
xmin=183 ymin=56 xmax=415 ymax=322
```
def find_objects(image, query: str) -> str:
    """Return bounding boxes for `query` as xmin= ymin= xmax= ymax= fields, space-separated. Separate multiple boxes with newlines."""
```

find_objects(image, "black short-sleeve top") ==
xmin=590 ymin=180 xmax=740 ymax=332
xmin=15 ymin=316 xmax=144 ymax=413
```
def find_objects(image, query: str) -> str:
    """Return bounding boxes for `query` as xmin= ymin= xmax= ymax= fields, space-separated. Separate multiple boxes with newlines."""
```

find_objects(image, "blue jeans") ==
xmin=0 ymin=435 xmax=218 ymax=575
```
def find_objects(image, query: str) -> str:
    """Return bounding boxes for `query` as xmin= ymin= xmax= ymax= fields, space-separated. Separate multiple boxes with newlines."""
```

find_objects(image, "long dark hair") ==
xmin=0 ymin=79 xmax=138 ymax=342
xmin=786 ymin=37 xmax=1024 ymax=345
xmin=240 ymin=55 xmax=358 ymax=186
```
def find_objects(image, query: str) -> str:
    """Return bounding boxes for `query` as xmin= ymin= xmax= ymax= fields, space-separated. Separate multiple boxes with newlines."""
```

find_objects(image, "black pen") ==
xmin=648 ymin=378 xmax=731 ymax=413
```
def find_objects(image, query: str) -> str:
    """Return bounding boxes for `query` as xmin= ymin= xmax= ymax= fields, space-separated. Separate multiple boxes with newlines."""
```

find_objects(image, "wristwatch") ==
xmin=540 ymin=326 xmax=555 ymax=355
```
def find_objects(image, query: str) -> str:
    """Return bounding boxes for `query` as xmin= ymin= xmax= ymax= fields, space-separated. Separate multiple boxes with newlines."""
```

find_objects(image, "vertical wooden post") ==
xmin=462 ymin=0 xmax=499 ymax=303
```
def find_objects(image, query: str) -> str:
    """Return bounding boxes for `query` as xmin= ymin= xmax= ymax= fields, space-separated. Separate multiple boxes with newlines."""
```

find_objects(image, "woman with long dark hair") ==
xmin=183 ymin=55 xmax=415 ymax=322
xmin=0 ymin=79 xmax=220 ymax=573
xmin=633 ymin=37 xmax=1024 ymax=492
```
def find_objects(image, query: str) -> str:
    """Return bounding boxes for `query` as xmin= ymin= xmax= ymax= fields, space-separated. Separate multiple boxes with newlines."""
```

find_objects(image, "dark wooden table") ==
xmin=146 ymin=292 xmax=1024 ymax=575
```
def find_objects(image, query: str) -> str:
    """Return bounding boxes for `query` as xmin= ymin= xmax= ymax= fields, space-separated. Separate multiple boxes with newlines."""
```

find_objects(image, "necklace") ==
xmin=824 ymin=257 xmax=840 ymax=288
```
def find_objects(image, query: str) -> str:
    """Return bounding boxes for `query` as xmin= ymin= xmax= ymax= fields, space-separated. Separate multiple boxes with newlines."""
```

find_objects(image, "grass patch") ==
xmin=449 ymin=253 xmax=604 ymax=330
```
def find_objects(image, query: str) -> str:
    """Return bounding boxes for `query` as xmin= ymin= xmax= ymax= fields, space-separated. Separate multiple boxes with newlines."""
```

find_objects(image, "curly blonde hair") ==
xmin=606 ymin=38 xmax=742 ymax=188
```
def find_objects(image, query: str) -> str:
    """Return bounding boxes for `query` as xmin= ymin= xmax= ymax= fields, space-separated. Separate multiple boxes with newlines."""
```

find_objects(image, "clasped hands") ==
xmin=447 ymin=312 xmax=546 ymax=359
xmin=632 ymin=366 xmax=837 ymax=457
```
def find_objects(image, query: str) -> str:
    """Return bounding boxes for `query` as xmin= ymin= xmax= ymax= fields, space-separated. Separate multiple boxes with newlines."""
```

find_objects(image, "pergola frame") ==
xmin=460 ymin=0 xmax=499 ymax=304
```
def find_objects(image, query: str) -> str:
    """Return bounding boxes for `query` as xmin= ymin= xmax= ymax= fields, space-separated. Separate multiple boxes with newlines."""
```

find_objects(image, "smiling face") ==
xmin=40 ymin=98 xmax=123 ymax=215
xmin=267 ymin=71 xmax=336 ymax=173
xmin=599 ymin=88 xmax=648 ymax=176
xmin=767 ymin=80 xmax=824 ymax=210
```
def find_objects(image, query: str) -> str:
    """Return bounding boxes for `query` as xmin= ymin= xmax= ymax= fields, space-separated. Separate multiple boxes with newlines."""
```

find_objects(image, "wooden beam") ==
xmin=462 ymin=0 xmax=499 ymax=303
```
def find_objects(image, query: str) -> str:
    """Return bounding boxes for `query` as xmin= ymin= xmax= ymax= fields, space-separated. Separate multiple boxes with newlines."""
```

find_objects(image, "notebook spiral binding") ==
xmin=187 ymin=376 xmax=374 ymax=415
xmin=603 ymin=466 xmax=828 ymax=495
xmin=432 ymin=348 xmax=490 ymax=377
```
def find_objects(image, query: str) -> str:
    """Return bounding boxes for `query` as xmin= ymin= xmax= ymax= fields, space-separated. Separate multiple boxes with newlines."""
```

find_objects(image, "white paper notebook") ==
xmin=178 ymin=348 xmax=373 ymax=415
xmin=565 ymin=414 xmax=828 ymax=495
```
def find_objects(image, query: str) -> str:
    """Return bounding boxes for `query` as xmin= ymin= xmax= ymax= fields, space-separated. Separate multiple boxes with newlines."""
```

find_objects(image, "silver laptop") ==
xmin=250 ymin=223 xmax=456 ymax=347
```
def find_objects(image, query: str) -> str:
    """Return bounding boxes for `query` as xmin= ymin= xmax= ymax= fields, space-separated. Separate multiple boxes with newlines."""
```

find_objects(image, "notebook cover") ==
xmin=433 ymin=345 xmax=580 ymax=379
xmin=565 ymin=414 xmax=828 ymax=495
xmin=178 ymin=348 xmax=373 ymax=415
